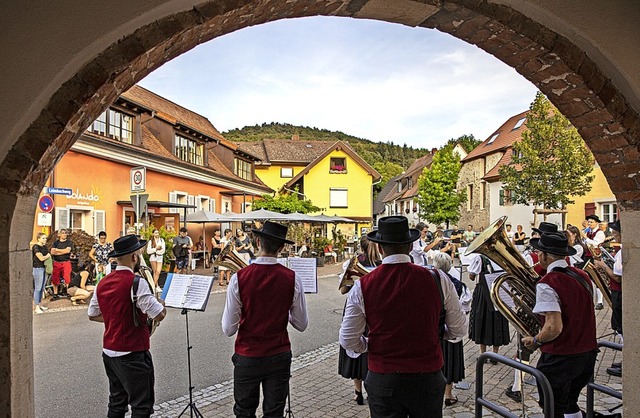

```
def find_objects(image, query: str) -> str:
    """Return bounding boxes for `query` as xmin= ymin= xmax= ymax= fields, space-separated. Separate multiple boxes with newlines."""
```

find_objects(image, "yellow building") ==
xmin=238 ymin=137 xmax=381 ymax=239
xmin=566 ymin=163 xmax=617 ymax=226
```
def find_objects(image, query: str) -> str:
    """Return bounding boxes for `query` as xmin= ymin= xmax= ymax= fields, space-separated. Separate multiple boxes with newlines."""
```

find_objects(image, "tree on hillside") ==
xmin=252 ymin=188 xmax=323 ymax=214
xmin=373 ymin=161 xmax=404 ymax=196
xmin=498 ymin=92 xmax=594 ymax=220
xmin=416 ymin=145 xmax=466 ymax=226
xmin=446 ymin=134 xmax=481 ymax=153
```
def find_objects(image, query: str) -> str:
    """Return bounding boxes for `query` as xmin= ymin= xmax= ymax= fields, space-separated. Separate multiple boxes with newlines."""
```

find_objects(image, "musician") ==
xmin=88 ymin=235 xmax=167 ymax=418
xmin=221 ymin=221 xmax=308 ymax=418
xmin=522 ymin=232 xmax=598 ymax=418
xmin=468 ymin=253 xmax=510 ymax=363
xmin=583 ymin=214 xmax=606 ymax=309
xmin=595 ymin=219 xmax=623 ymax=377
xmin=410 ymin=222 xmax=440 ymax=266
xmin=339 ymin=216 xmax=467 ymax=418
xmin=337 ymin=235 xmax=381 ymax=406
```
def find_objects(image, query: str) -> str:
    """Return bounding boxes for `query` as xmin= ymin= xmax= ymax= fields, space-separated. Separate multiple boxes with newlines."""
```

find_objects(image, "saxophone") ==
xmin=465 ymin=216 xmax=542 ymax=337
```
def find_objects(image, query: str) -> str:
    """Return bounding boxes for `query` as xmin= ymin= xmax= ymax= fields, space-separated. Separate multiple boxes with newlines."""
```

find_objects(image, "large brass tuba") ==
xmin=582 ymin=244 xmax=613 ymax=308
xmin=338 ymin=256 xmax=371 ymax=289
xmin=138 ymin=256 xmax=159 ymax=336
xmin=212 ymin=243 xmax=248 ymax=273
xmin=465 ymin=216 xmax=542 ymax=337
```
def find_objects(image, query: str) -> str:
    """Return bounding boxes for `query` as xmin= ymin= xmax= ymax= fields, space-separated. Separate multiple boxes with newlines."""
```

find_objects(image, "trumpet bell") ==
xmin=212 ymin=244 xmax=248 ymax=273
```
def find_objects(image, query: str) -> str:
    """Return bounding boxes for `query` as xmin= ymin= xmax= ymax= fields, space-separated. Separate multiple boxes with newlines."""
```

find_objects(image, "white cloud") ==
xmin=139 ymin=16 xmax=538 ymax=149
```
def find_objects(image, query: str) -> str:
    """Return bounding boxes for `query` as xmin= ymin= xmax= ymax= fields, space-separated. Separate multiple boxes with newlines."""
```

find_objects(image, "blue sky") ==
xmin=140 ymin=16 xmax=538 ymax=150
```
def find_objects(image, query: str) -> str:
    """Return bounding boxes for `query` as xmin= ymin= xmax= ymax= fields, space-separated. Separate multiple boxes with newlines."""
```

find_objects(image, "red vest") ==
xmin=538 ymin=268 xmax=597 ymax=355
xmin=360 ymin=263 xmax=443 ymax=373
xmin=235 ymin=263 xmax=295 ymax=357
xmin=96 ymin=269 xmax=150 ymax=352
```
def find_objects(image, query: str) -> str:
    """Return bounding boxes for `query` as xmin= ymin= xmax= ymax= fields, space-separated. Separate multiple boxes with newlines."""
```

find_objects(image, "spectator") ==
xmin=172 ymin=227 xmax=191 ymax=274
xmin=234 ymin=228 xmax=253 ymax=264
xmin=89 ymin=231 xmax=114 ymax=280
xmin=50 ymin=229 xmax=74 ymax=300
xmin=463 ymin=225 xmax=476 ymax=245
xmin=324 ymin=244 xmax=338 ymax=264
xmin=146 ymin=229 xmax=165 ymax=289
xmin=217 ymin=229 xmax=233 ymax=286
xmin=32 ymin=232 xmax=51 ymax=314
xmin=210 ymin=228 xmax=223 ymax=267
xmin=68 ymin=262 xmax=95 ymax=305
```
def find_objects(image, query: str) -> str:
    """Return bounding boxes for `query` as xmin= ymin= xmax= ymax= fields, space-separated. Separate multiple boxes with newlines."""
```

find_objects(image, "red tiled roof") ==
xmin=463 ymin=110 xmax=528 ymax=162
xmin=122 ymin=85 xmax=235 ymax=148
xmin=236 ymin=139 xmax=338 ymax=164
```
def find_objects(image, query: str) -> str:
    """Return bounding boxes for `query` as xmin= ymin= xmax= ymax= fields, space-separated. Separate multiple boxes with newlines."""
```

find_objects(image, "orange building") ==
xmin=33 ymin=85 xmax=272 ymax=241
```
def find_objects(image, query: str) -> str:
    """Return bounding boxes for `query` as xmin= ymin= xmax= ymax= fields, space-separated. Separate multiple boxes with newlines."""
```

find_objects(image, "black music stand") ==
xmin=177 ymin=308 xmax=203 ymax=418
xmin=285 ymin=377 xmax=294 ymax=418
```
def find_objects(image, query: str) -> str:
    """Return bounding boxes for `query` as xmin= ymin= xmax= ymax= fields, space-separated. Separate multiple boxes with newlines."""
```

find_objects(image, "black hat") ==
xmin=532 ymin=222 xmax=559 ymax=234
xmin=251 ymin=220 xmax=294 ymax=245
xmin=608 ymin=219 xmax=621 ymax=232
xmin=585 ymin=214 xmax=601 ymax=223
xmin=367 ymin=216 xmax=420 ymax=244
xmin=530 ymin=232 xmax=576 ymax=256
xmin=107 ymin=234 xmax=147 ymax=258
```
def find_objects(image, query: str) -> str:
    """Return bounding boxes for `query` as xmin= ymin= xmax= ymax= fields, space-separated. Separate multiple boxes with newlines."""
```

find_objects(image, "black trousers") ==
xmin=365 ymin=370 xmax=446 ymax=418
xmin=611 ymin=290 xmax=623 ymax=335
xmin=232 ymin=351 xmax=292 ymax=418
xmin=536 ymin=350 xmax=598 ymax=418
xmin=102 ymin=351 xmax=155 ymax=418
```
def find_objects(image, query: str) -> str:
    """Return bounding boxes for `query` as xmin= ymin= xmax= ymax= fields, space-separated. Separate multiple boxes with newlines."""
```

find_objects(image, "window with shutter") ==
xmin=187 ymin=195 xmax=195 ymax=214
xmin=56 ymin=207 xmax=70 ymax=230
xmin=94 ymin=210 xmax=106 ymax=235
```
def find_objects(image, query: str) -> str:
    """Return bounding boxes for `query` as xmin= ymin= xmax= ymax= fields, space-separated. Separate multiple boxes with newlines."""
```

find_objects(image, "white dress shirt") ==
xmin=410 ymin=238 xmax=428 ymax=266
xmin=339 ymin=254 xmax=468 ymax=354
xmin=533 ymin=259 xmax=568 ymax=315
xmin=221 ymin=257 xmax=308 ymax=337
xmin=584 ymin=229 xmax=605 ymax=247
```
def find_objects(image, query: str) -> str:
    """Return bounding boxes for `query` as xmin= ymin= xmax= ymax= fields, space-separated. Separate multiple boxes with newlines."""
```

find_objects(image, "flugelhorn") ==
xmin=338 ymin=256 xmax=371 ymax=289
xmin=212 ymin=243 xmax=248 ymax=273
xmin=138 ymin=256 xmax=159 ymax=336
xmin=465 ymin=216 xmax=542 ymax=337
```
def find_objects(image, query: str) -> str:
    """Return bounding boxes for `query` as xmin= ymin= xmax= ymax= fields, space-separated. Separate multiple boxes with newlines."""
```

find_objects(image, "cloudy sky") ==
xmin=139 ymin=16 xmax=538 ymax=150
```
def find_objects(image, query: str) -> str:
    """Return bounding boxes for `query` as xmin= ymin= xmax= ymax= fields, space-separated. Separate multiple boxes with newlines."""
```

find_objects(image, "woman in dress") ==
xmin=432 ymin=252 xmax=467 ymax=406
xmin=338 ymin=235 xmax=381 ymax=405
xmin=234 ymin=228 xmax=252 ymax=264
xmin=146 ymin=229 xmax=165 ymax=288
xmin=89 ymin=231 xmax=114 ymax=280
xmin=32 ymin=232 xmax=51 ymax=314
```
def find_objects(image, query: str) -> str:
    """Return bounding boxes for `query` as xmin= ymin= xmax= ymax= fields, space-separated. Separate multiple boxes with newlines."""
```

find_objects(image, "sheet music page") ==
xmin=277 ymin=258 xmax=289 ymax=268
xmin=163 ymin=274 xmax=214 ymax=311
xmin=288 ymin=257 xmax=318 ymax=293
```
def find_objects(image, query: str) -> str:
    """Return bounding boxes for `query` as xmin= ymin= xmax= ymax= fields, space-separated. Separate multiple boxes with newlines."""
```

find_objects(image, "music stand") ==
xmin=285 ymin=377 xmax=294 ymax=417
xmin=177 ymin=308 xmax=203 ymax=418
xmin=161 ymin=274 xmax=214 ymax=418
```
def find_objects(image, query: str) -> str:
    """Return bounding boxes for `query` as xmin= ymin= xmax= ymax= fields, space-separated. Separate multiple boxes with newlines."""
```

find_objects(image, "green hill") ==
xmin=223 ymin=122 xmax=431 ymax=169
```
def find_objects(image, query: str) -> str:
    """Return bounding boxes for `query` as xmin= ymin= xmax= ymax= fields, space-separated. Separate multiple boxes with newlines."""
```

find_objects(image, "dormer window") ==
xmin=486 ymin=133 xmax=499 ymax=145
xmin=234 ymin=158 xmax=252 ymax=181
xmin=397 ymin=181 xmax=402 ymax=193
xmin=329 ymin=157 xmax=347 ymax=174
xmin=89 ymin=108 xmax=134 ymax=144
xmin=513 ymin=117 xmax=526 ymax=130
xmin=174 ymin=134 xmax=204 ymax=165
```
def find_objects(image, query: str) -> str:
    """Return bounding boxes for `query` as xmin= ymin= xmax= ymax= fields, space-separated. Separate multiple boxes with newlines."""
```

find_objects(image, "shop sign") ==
xmin=65 ymin=188 xmax=100 ymax=202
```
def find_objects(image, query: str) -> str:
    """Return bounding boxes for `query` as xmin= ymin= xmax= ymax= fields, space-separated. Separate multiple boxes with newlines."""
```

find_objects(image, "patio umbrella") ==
xmin=186 ymin=210 xmax=234 ymax=267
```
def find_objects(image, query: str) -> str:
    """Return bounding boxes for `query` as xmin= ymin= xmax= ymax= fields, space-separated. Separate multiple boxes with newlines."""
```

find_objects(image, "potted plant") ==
xmin=312 ymin=237 xmax=332 ymax=267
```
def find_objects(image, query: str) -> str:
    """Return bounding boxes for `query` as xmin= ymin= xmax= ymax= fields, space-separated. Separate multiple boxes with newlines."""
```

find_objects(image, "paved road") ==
xmin=33 ymin=268 xmax=345 ymax=418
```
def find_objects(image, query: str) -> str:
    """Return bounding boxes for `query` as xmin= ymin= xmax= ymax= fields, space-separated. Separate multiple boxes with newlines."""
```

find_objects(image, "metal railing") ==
xmin=475 ymin=352 xmax=554 ymax=418
xmin=586 ymin=340 xmax=623 ymax=418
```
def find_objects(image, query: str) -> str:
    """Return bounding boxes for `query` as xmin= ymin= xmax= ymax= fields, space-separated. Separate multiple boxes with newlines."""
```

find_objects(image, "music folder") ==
xmin=161 ymin=273 xmax=214 ymax=311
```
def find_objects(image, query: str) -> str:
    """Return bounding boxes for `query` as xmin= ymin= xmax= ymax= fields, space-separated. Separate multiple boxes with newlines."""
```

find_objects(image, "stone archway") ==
xmin=2 ymin=1 xmax=639 ymax=416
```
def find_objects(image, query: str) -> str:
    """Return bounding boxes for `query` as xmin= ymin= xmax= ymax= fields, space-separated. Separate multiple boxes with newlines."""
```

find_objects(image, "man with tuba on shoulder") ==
xmin=595 ymin=219 xmax=623 ymax=377
xmin=88 ymin=234 xmax=167 ymax=418
xmin=221 ymin=221 xmax=308 ymax=418
xmin=583 ymin=214 xmax=606 ymax=309
xmin=522 ymin=232 xmax=598 ymax=418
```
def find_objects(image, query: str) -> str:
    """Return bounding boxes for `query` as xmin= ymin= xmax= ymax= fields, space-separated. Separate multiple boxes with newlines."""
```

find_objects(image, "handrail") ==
xmin=585 ymin=340 xmax=623 ymax=418
xmin=475 ymin=352 xmax=554 ymax=418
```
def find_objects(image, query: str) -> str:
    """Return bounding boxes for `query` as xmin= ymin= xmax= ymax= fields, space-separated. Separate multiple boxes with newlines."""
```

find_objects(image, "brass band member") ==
xmin=88 ymin=235 xmax=167 ymax=418
xmin=584 ymin=214 xmax=605 ymax=309
xmin=340 ymin=216 xmax=467 ymax=418
xmin=595 ymin=220 xmax=623 ymax=377
xmin=522 ymin=232 xmax=597 ymax=418
xmin=221 ymin=221 xmax=308 ymax=418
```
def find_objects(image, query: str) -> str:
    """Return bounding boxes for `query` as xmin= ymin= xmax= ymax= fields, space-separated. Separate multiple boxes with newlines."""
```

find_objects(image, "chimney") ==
xmin=291 ymin=134 xmax=300 ymax=141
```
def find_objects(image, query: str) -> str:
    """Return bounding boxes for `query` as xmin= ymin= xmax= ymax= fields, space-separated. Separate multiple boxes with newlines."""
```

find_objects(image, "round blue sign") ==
xmin=38 ymin=195 xmax=54 ymax=213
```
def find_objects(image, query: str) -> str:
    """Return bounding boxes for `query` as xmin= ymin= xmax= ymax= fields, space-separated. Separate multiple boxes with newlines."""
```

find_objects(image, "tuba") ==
xmin=137 ymin=256 xmax=159 ymax=336
xmin=465 ymin=216 xmax=543 ymax=337
xmin=338 ymin=256 xmax=371 ymax=289
xmin=212 ymin=243 xmax=248 ymax=273
xmin=583 ymin=244 xmax=613 ymax=308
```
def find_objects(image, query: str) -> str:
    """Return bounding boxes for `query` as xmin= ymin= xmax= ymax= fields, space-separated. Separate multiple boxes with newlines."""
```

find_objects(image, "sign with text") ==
xmin=130 ymin=166 xmax=146 ymax=192
xmin=45 ymin=187 xmax=72 ymax=196
xmin=37 ymin=212 xmax=52 ymax=226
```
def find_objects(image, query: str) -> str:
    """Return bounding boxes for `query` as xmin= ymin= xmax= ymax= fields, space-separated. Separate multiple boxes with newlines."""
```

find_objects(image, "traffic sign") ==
xmin=130 ymin=193 xmax=149 ymax=220
xmin=130 ymin=166 xmax=146 ymax=192
xmin=38 ymin=195 xmax=54 ymax=213
xmin=45 ymin=187 xmax=72 ymax=196
xmin=37 ymin=212 xmax=52 ymax=226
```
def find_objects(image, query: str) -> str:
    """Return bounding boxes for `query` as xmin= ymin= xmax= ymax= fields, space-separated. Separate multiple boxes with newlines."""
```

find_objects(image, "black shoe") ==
xmin=505 ymin=387 xmax=522 ymax=403
xmin=354 ymin=390 xmax=364 ymax=405
xmin=611 ymin=362 xmax=621 ymax=368
xmin=595 ymin=303 xmax=604 ymax=310
xmin=606 ymin=366 xmax=622 ymax=377
xmin=51 ymin=294 xmax=60 ymax=301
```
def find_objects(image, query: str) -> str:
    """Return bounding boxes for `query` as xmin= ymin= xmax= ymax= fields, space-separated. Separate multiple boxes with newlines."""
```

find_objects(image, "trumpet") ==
xmin=338 ymin=256 xmax=371 ymax=289
xmin=212 ymin=243 xmax=248 ymax=273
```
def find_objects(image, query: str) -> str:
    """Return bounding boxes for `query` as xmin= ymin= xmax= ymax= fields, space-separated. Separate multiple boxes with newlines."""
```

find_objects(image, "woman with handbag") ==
xmin=32 ymin=232 xmax=52 ymax=314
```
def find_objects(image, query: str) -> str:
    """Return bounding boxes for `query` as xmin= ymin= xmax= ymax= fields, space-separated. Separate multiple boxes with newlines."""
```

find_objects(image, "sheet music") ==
xmin=288 ymin=257 xmax=318 ymax=293
xmin=162 ymin=274 xmax=214 ymax=311
xmin=484 ymin=272 xmax=503 ymax=311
